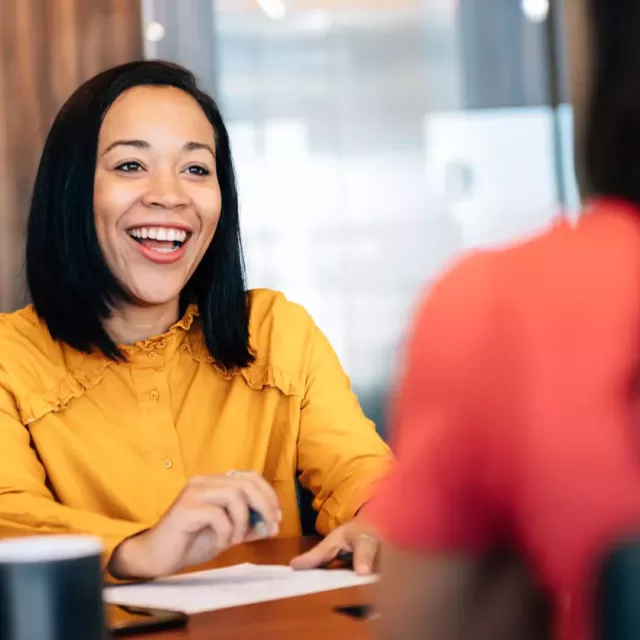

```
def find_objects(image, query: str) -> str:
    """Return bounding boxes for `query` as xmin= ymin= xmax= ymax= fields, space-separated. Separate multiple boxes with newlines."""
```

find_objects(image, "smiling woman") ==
xmin=92 ymin=84 xmax=223 ymax=327
xmin=26 ymin=62 xmax=249 ymax=367
xmin=0 ymin=60 xmax=393 ymax=581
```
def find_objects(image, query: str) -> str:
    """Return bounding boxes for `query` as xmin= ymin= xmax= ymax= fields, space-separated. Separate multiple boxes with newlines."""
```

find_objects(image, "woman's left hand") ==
xmin=289 ymin=516 xmax=378 ymax=575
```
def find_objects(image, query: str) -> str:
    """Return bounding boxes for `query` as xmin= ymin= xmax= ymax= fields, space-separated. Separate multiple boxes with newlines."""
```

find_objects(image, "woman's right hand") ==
xmin=108 ymin=472 xmax=281 ymax=579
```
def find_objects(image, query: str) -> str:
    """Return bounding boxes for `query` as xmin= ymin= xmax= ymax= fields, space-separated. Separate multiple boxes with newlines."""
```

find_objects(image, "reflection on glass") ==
xmin=144 ymin=0 xmax=572 ymax=431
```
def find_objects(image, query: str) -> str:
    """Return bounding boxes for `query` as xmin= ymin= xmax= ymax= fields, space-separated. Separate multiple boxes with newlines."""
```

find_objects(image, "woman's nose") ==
xmin=142 ymin=170 xmax=189 ymax=209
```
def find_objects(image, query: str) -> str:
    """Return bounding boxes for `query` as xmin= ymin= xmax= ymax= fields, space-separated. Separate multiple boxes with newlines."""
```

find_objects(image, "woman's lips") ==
xmin=128 ymin=233 xmax=190 ymax=265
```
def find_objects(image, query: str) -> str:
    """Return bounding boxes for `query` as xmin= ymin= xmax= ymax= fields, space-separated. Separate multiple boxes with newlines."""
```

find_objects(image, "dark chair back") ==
xmin=597 ymin=540 xmax=640 ymax=640
xmin=295 ymin=478 xmax=318 ymax=537
xmin=468 ymin=548 xmax=551 ymax=640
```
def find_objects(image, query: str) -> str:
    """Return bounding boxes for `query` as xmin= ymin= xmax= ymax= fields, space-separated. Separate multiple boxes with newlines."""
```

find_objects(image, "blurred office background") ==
xmin=0 ymin=0 xmax=579 ymax=434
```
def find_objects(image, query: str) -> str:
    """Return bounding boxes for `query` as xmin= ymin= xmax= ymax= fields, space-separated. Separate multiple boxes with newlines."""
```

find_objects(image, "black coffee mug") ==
xmin=0 ymin=535 xmax=106 ymax=640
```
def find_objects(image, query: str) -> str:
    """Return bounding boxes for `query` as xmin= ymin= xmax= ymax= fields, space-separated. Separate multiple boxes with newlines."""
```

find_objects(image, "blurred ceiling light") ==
xmin=256 ymin=0 xmax=287 ymax=20
xmin=521 ymin=0 xmax=549 ymax=22
xmin=301 ymin=10 xmax=332 ymax=32
xmin=145 ymin=21 xmax=166 ymax=42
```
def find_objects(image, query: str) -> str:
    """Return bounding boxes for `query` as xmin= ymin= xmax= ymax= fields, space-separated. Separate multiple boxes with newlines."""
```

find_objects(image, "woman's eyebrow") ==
xmin=101 ymin=139 xmax=215 ymax=158
xmin=101 ymin=139 xmax=149 ymax=155
xmin=184 ymin=141 xmax=215 ymax=158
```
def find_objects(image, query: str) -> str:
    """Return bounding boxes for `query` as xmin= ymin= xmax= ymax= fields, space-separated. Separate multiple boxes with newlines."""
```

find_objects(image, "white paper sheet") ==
xmin=105 ymin=563 xmax=377 ymax=614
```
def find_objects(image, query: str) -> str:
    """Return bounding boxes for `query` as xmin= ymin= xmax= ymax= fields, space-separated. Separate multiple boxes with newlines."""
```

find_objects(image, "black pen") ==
xmin=336 ymin=550 xmax=354 ymax=567
xmin=249 ymin=508 xmax=269 ymax=537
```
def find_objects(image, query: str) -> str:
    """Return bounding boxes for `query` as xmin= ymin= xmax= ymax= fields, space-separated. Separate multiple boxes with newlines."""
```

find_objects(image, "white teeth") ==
xmin=128 ymin=227 xmax=188 ymax=243
xmin=153 ymin=246 xmax=179 ymax=254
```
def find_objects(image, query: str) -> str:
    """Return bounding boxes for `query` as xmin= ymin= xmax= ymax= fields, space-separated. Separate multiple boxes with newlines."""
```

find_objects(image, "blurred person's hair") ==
xmin=26 ymin=60 xmax=254 ymax=370
xmin=585 ymin=0 xmax=640 ymax=202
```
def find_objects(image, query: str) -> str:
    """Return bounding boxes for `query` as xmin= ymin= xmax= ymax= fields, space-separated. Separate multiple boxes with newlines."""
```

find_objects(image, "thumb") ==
xmin=290 ymin=534 xmax=344 ymax=570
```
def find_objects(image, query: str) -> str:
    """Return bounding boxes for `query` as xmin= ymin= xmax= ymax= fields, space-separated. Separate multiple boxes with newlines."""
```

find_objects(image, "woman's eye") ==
xmin=115 ymin=161 xmax=143 ymax=172
xmin=186 ymin=165 xmax=210 ymax=176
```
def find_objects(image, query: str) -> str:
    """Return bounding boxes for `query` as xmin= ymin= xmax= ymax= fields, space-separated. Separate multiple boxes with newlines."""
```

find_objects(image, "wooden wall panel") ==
xmin=0 ymin=0 xmax=143 ymax=312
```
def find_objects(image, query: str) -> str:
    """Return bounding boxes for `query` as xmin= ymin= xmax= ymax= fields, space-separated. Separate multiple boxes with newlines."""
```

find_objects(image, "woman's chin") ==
xmin=119 ymin=269 xmax=192 ymax=310
xmin=125 ymin=286 xmax=184 ymax=309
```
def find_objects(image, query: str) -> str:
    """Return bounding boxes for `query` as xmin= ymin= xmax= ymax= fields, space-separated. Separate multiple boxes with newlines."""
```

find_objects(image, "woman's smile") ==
xmin=127 ymin=224 xmax=193 ymax=264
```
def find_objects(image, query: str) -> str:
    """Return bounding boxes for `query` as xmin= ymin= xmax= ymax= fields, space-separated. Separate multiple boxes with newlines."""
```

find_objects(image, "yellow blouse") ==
xmin=0 ymin=289 xmax=393 ymax=564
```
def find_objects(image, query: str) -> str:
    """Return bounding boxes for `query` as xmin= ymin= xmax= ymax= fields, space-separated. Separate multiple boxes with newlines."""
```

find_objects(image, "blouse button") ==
xmin=148 ymin=351 xmax=158 ymax=360
xmin=150 ymin=390 xmax=159 ymax=401
xmin=163 ymin=459 xmax=173 ymax=470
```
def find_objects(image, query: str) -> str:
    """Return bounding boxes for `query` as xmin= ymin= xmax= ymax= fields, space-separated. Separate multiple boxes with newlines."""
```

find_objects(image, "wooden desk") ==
xmin=142 ymin=537 xmax=375 ymax=640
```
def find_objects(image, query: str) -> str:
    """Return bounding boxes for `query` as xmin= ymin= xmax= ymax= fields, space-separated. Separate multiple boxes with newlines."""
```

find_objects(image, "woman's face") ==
xmin=94 ymin=85 xmax=221 ymax=307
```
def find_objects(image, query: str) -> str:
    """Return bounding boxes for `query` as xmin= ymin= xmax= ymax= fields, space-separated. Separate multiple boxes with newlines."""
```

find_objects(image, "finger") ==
xmin=194 ymin=472 xmax=281 ymax=521
xmin=201 ymin=505 xmax=234 ymax=552
xmin=243 ymin=527 xmax=267 ymax=543
xmin=185 ymin=475 xmax=280 ymax=537
xmin=223 ymin=493 xmax=250 ymax=545
xmin=176 ymin=504 xmax=234 ymax=555
xmin=235 ymin=476 xmax=281 ymax=536
xmin=188 ymin=486 xmax=252 ymax=543
xmin=240 ymin=472 xmax=281 ymax=520
xmin=290 ymin=535 xmax=345 ymax=570
xmin=352 ymin=535 xmax=378 ymax=575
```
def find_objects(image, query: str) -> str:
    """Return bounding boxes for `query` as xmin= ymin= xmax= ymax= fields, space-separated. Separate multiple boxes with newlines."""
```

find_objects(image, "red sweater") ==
xmin=368 ymin=198 xmax=640 ymax=640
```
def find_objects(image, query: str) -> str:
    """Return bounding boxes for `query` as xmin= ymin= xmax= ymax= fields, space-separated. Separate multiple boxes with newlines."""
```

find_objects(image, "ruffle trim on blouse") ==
xmin=181 ymin=330 xmax=303 ymax=397
xmin=117 ymin=304 xmax=198 ymax=356
xmin=16 ymin=304 xmax=302 ymax=424
xmin=183 ymin=344 xmax=301 ymax=398
xmin=17 ymin=356 xmax=112 ymax=425
xmin=17 ymin=306 xmax=199 ymax=425
xmin=232 ymin=364 xmax=303 ymax=397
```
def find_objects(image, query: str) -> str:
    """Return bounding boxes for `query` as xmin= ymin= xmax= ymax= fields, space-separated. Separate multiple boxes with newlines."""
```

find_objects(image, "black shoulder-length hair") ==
xmin=585 ymin=0 xmax=640 ymax=202
xmin=26 ymin=60 xmax=254 ymax=370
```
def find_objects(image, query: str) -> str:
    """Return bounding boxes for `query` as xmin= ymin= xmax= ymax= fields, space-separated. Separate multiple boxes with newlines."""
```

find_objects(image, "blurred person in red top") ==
xmin=366 ymin=1 xmax=640 ymax=639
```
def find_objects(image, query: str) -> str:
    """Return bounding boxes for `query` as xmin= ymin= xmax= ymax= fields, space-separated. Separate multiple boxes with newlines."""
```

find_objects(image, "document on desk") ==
xmin=104 ymin=563 xmax=377 ymax=614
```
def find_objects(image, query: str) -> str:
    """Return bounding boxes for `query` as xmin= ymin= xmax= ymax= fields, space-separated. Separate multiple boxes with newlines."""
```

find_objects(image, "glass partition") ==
xmin=143 ymin=0 xmax=577 ymax=433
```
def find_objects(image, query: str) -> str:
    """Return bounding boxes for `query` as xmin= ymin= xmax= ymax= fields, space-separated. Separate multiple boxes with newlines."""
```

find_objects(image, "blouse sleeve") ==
xmin=295 ymin=316 xmax=395 ymax=535
xmin=0 ymin=373 xmax=149 ymax=577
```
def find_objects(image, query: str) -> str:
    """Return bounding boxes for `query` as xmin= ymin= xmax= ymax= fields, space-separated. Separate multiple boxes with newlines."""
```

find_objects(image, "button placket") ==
xmin=132 ymin=367 xmax=182 ymax=472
